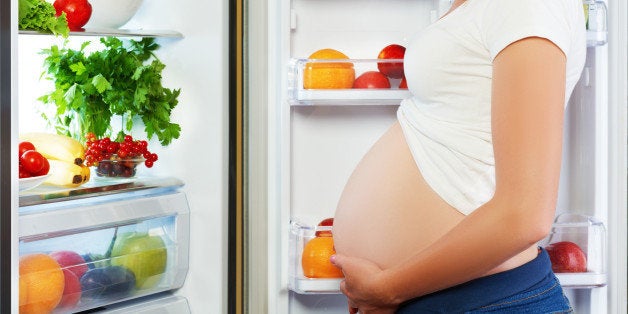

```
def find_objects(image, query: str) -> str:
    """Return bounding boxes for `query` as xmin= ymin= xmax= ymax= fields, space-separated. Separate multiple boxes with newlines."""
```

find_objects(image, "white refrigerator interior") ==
xmin=259 ymin=0 xmax=627 ymax=313
xmin=14 ymin=0 xmax=229 ymax=312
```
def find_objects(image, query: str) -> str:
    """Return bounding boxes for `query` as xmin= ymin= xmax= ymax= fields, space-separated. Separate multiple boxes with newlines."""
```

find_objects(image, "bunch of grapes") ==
xmin=84 ymin=133 xmax=159 ymax=177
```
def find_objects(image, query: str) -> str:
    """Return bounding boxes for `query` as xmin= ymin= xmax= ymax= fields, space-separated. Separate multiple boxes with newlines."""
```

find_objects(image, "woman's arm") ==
xmin=332 ymin=36 xmax=567 ymax=312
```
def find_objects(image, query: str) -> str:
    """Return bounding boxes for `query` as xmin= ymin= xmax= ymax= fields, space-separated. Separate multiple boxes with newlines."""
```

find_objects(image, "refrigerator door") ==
xmin=258 ymin=1 xmax=437 ymax=313
xmin=248 ymin=0 xmax=627 ymax=313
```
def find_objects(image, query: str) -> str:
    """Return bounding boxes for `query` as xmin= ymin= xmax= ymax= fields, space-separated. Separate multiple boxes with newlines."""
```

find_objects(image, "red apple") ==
xmin=53 ymin=0 xmax=92 ymax=31
xmin=545 ymin=241 xmax=587 ymax=273
xmin=377 ymin=44 xmax=406 ymax=79
xmin=57 ymin=268 xmax=81 ymax=309
xmin=50 ymin=250 xmax=88 ymax=280
xmin=315 ymin=218 xmax=334 ymax=237
xmin=399 ymin=76 xmax=408 ymax=89
xmin=353 ymin=71 xmax=391 ymax=89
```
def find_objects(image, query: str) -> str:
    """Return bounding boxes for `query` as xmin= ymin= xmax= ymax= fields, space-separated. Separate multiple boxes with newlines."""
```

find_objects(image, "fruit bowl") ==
xmin=83 ymin=0 xmax=145 ymax=29
xmin=94 ymin=155 xmax=145 ymax=178
xmin=19 ymin=174 xmax=51 ymax=192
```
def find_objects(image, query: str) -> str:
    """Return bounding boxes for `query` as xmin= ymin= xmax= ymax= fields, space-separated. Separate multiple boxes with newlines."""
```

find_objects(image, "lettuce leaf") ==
xmin=18 ymin=0 xmax=69 ymax=37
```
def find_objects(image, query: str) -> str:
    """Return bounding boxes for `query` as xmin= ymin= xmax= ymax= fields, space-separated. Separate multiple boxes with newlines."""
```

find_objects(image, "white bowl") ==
xmin=84 ymin=0 xmax=145 ymax=29
xmin=19 ymin=174 xmax=51 ymax=192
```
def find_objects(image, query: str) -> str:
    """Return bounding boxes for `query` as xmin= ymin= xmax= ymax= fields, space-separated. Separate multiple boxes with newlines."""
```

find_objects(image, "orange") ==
xmin=303 ymin=48 xmax=355 ymax=89
xmin=19 ymin=253 xmax=65 ymax=314
xmin=301 ymin=237 xmax=344 ymax=278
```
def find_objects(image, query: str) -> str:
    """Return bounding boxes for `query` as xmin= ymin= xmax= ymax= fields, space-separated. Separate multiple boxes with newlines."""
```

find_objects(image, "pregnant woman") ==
xmin=331 ymin=0 xmax=586 ymax=313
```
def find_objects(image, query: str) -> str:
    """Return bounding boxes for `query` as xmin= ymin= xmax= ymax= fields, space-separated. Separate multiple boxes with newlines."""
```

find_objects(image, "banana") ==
xmin=44 ymin=160 xmax=91 ymax=188
xmin=19 ymin=132 xmax=85 ymax=165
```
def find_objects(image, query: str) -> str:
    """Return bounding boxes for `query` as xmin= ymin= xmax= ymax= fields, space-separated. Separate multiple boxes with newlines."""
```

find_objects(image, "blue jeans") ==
xmin=396 ymin=248 xmax=573 ymax=313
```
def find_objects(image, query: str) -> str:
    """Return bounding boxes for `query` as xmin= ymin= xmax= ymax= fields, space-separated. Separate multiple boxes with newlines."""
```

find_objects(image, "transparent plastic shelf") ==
xmin=585 ymin=0 xmax=607 ymax=47
xmin=289 ymin=58 xmax=410 ymax=106
xmin=587 ymin=30 xmax=607 ymax=47
xmin=556 ymin=272 xmax=607 ymax=288
xmin=292 ymin=278 xmax=343 ymax=294
xmin=288 ymin=221 xmax=343 ymax=294
xmin=19 ymin=28 xmax=183 ymax=38
xmin=295 ymin=89 xmax=410 ymax=106
xmin=288 ymin=213 xmax=607 ymax=295
xmin=539 ymin=213 xmax=607 ymax=288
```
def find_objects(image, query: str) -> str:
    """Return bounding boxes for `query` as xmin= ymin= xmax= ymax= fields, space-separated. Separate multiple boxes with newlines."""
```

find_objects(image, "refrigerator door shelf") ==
xmin=584 ymin=0 xmax=607 ymax=47
xmin=289 ymin=221 xmax=344 ymax=294
xmin=291 ymin=278 xmax=342 ymax=295
xmin=294 ymin=89 xmax=410 ymax=106
xmin=587 ymin=30 xmax=608 ymax=47
xmin=539 ymin=213 xmax=607 ymax=288
xmin=289 ymin=58 xmax=411 ymax=106
xmin=557 ymin=273 xmax=607 ymax=288
xmin=289 ymin=213 xmax=608 ymax=295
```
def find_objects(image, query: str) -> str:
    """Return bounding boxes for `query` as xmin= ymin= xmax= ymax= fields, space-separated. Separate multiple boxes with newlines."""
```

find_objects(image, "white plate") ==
xmin=19 ymin=174 xmax=51 ymax=192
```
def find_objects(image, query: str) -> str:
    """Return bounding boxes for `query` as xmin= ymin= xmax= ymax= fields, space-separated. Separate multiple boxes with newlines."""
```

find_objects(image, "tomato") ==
xmin=19 ymin=142 xmax=36 ymax=157
xmin=53 ymin=0 xmax=92 ymax=31
xmin=33 ymin=158 xmax=50 ymax=176
xmin=21 ymin=150 xmax=46 ymax=174
xmin=19 ymin=163 xmax=31 ymax=179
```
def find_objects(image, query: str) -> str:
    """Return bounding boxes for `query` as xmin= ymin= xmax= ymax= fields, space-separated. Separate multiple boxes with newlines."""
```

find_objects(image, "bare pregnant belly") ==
xmin=332 ymin=121 xmax=466 ymax=269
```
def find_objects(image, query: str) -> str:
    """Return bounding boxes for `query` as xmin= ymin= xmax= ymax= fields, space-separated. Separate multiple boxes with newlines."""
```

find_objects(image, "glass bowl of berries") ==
xmin=95 ymin=155 xmax=145 ymax=178
xmin=85 ymin=133 xmax=158 ymax=179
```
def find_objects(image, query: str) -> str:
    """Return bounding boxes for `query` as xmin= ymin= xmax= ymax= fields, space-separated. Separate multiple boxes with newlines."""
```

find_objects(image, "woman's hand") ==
xmin=331 ymin=254 xmax=400 ymax=314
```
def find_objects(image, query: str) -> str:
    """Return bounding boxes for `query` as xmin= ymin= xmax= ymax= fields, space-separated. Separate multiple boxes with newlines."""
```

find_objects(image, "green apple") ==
xmin=110 ymin=232 xmax=167 ymax=289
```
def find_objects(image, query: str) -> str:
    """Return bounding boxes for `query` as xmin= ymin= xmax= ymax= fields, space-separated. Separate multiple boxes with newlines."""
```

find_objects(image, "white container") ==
xmin=84 ymin=0 xmax=145 ymax=29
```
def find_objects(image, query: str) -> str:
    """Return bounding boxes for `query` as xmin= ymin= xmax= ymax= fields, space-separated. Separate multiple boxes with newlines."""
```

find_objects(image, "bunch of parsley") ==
xmin=39 ymin=37 xmax=181 ymax=146
xmin=18 ymin=0 xmax=69 ymax=37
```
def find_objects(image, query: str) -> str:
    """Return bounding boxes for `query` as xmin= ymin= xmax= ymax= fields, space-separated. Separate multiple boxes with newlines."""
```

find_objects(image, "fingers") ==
xmin=343 ymin=280 xmax=358 ymax=313
xmin=339 ymin=279 xmax=349 ymax=298
xmin=330 ymin=254 xmax=342 ymax=267
xmin=348 ymin=299 xmax=359 ymax=314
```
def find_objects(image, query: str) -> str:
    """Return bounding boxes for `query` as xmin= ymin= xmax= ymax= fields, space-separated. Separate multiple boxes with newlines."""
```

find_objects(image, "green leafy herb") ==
xmin=18 ymin=0 xmax=69 ymax=37
xmin=39 ymin=37 xmax=182 ymax=146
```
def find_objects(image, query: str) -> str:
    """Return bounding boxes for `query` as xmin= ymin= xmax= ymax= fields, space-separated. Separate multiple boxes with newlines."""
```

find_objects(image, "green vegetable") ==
xmin=18 ymin=0 xmax=69 ymax=37
xmin=38 ymin=37 xmax=182 ymax=146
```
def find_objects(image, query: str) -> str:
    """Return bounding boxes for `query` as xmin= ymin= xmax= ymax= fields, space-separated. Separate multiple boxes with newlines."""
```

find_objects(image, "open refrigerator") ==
xmin=4 ymin=0 xmax=229 ymax=312
xmin=247 ymin=0 xmax=628 ymax=313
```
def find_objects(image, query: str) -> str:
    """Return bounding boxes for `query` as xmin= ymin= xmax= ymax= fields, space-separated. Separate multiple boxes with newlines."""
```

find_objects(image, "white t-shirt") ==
xmin=397 ymin=0 xmax=586 ymax=215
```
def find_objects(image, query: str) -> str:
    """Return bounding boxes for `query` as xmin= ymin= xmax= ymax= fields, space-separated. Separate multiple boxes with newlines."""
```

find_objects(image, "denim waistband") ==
xmin=397 ymin=247 xmax=554 ymax=313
